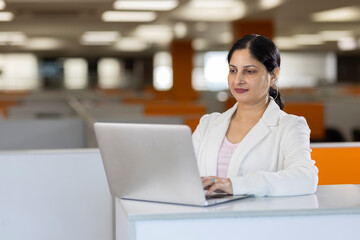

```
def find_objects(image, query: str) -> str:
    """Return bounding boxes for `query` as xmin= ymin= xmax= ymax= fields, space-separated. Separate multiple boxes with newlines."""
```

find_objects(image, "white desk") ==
xmin=116 ymin=184 xmax=360 ymax=240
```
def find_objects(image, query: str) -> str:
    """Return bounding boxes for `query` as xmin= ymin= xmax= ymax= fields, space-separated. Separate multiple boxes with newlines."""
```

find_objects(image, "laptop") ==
xmin=94 ymin=122 xmax=248 ymax=207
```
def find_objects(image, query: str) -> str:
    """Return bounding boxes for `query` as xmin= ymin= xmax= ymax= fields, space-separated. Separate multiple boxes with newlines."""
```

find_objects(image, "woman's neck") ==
xmin=233 ymin=98 xmax=270 ymax=123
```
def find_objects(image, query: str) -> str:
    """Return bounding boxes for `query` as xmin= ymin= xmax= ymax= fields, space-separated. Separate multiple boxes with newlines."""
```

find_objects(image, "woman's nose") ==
xmin=234 ymin=73 xmax=245 ymax=84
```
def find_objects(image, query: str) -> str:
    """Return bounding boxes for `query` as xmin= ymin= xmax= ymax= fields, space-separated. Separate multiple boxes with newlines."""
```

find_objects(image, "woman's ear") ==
xmin=270 ymin=67 xmax=280 ymax=85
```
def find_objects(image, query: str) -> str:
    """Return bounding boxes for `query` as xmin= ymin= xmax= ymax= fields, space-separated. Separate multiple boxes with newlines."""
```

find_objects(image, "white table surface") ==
xmin=118 ymin=184 xmax=360 ymax=220
xmin=116 ymin=185 xmax=360 ymax=240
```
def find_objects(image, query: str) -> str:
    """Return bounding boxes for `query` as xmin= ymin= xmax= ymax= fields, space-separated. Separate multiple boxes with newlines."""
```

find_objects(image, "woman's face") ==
xmin=228 ymin=49 xmax=276 ymax=106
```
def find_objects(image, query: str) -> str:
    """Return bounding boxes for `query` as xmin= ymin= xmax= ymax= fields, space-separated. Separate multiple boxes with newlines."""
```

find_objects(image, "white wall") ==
xmin=191 ymin=51 xmax=337 ymax=91
xmin=279 ymin=52 xmax=337 ymax=88
xmin=0 ymin=149 xmax=113 ymax=240
xmin=98 ymin=58 xmax=124 ymax=89
xmin=0 ymin=53 xmax=40 ymax=90
xmin=0 ymin=118 xmax=85 ymax=150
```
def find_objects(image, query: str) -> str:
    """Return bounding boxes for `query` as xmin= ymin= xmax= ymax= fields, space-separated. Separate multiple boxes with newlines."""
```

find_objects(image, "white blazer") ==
xmin=192 ymin=100 xmax=319 ymax=197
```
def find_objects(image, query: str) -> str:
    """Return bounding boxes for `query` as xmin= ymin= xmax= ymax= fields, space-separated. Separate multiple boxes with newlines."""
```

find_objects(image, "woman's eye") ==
xmin=229 ymin=69 xmax=236 ymax=74
xmin=244 ymin=70 xmax=255 ymax=75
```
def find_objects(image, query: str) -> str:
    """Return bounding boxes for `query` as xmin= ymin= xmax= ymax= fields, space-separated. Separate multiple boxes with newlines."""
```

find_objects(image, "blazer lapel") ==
xmin=227 ymin=100 xmax=280 ymax=177
xmin=227 ymin=120 xmax=270 ymax=177
xmin=204 ymin=104 xmax=238 ymax=176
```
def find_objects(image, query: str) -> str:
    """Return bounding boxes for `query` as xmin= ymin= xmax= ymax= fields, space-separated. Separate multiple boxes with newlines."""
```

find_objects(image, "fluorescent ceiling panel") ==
xmin=218 ymin=32 xmax=233 ymax=44
xmin=0 ymin=32 xmax=27 ymax=45
xmin=0 ymin=54 xmax=40 ymax=90
xmin=173 ymin=0 xmax=246 ymax=21
xmin=80 ymin=31 xmax=120 ymax=45
xmin=293 ymin=34 xmax=324 ymax=45
xmin=337 ymin=37 xmax=358 ymax=51
xmin=190 ymin=0 xmax=240 ymax=8
xmin=153 ymin=52 xmax=173 ymax=91
xmin=0 ymin=12 xmax=14 ymax=21
xmin=192 ymin=38 xmax=209 ymax=50
xmin=134 ymin=25 xmax=173 ymax=43
xmin=64 ymin=58 xmax=88 ymax=89
xmin=274 ymin=35 xmax=325 ymax=49
xmin=115 ymin=37 xmax=149 ymax=51
xmin=259 ymin=0 xmax=283 ymax=10
xmin=98 ymin=58 xmax=122 ymax=89
xmin=319 ymin=31 xmax=354 ymax=41
xmin=113 ymin=0 xmax=178 ymax=11
xmin=25 ymin=38 xmax=63 ymax=50
xmin=274 ymin=36 xmax=300 ymax=50
xmin=102 ymin=11 xmax=157 ymax=22
xmin=153 ymin=51 xmax=172 ymax=67
xmin=174 ymin=22 xmax=187 ymax=39
xmin=0 ymin=1 xmax=6 ymax=10
xmin=311 ymin=6 xmax=360 ymax=22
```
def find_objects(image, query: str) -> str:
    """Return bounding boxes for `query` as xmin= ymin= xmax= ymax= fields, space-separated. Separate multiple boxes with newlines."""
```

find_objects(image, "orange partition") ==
xmin=312 ymin=145 xmax=360 ymax=185
xmin=0 ymin=101 xmax=17 ymax=118
xmin=170 ymin=40 xmax=198 ymax=101
xmin=143 ymin=102 xmax=205 ymax=132
xmin=0 ymin=90 xmax=27 ymax=118
xmin=144 ymin=103 xmax=206 ymax=116
xmin=284 ymin=102 xmax=324 ymax=140
xmin=224 ymin=100 xmax=325 ymax=140
xmin=184 ymin=116 xmax=202 ymax=132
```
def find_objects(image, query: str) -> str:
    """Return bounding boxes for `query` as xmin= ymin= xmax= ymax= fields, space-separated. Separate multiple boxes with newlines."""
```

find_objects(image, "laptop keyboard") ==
xmin=204 ymin=190 xmax=231 ymax=199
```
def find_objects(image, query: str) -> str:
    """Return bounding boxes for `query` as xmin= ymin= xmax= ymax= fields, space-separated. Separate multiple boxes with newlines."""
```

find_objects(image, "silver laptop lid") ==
xmin=94 ymin=122 xmax=208 ymax=206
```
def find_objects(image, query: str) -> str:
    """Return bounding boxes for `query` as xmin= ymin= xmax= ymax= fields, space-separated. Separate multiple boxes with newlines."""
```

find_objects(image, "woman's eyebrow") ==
xmin=229 ymin=64 xmax=258 ymax=69
xmin=242 ymin=64 xmax=258 ymax=69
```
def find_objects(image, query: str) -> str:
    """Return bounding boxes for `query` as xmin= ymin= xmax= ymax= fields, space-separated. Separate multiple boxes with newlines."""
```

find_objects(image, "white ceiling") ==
xmin=1 ymin=0 xmax=360 ymax=56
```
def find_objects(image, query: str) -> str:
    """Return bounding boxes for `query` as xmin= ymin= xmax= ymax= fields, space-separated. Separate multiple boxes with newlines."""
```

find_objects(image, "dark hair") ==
xmin=227 ymin=34 xmax=284 ymax=110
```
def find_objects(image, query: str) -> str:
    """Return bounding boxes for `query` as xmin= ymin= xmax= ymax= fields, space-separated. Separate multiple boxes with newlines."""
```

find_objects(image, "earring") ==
xmin=272 ymin=84 xmax=279 ymax=100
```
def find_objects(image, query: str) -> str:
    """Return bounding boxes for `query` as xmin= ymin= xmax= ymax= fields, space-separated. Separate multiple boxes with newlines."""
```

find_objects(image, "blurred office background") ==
xmin=1 ymin=0 xmax=360 ymax=150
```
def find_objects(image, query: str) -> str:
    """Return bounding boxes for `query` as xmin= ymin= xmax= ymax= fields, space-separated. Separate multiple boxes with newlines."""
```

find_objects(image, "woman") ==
xmin=192 ymin=34 xmax=318 ymax=197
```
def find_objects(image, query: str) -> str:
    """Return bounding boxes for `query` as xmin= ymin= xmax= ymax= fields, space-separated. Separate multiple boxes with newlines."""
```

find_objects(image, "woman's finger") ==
xmin=201 ymin=176 xmax=216 ymax=189
xmin=206 ymin=179 xmax=233 ymax=195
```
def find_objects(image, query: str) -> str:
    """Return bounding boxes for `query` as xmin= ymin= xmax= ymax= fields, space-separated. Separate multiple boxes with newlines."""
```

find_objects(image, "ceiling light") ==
xmin=275 ymin=34 xmax=326 ymax=49
xmin=113 ymin=0 xmax=178 ymax=11
xmin=218 ymin=32 xmax=233 ymax=44
xmin=102 ymin=11 xmax=157 ymax=22
xmin=134 ymin=25 xmax=173 ymax=44
xmin=63 ymin=58 xmax=88 ymax=90
xmin=173 ymin=0 xmax=246 ymax=21
xmin=0 ymin=32 xmax=27 ymax=45
xmin=259 ymin=0 xmax=283 ymax=10
xmin=115 ymin=37 xmax=149 ymax=52
xmin=273 ymin=36 xmax=300 ymax=50
xmin=337 ymin=37 xmax=357 ymax=51
xmin=174 ymin=22 xmax=187 ymax=39
xmin=190 ymin=0 xmax=239 ymax=8
xmin=0 ymin=1 xmax=6 ymax=10
xmin=0 ymin=12 xmax=14 ymax=21
xmin=319 ymin=31 xmax=354 ymax=41
xmin=293 ymin=34 xmax=324 ymax=45
xmin=311 ymin=6 xmax=360 ymax=22
xmin=25 ymin=38 xmax=63 ymax=50
xmin=192 ymin=38 xmax=208 ymax=50
xmin=80 ymin=31 xmax=120 ymax=45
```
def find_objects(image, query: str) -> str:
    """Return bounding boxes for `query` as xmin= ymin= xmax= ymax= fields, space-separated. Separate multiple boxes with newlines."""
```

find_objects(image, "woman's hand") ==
xmin=201 ymin=176 xmax=233 ymax=195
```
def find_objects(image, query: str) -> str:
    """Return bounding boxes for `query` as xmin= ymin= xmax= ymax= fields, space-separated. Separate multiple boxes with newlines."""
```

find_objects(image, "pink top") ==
xmin=217 ymin=137 xmax=239 ymax=178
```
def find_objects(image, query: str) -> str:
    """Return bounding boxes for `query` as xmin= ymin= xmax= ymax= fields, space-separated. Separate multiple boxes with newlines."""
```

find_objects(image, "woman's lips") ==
xmin=235 ymin=88 xmax=248 ymax=93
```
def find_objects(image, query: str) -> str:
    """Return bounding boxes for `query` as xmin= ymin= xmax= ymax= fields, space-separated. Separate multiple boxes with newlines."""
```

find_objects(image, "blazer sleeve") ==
xmin=192 ymin=120 xmax=201 ymax=158
xmin=230 ymin=117 xmax=319 ymax=197
xmin=192 ymin=113 xmax=212 ymax=166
